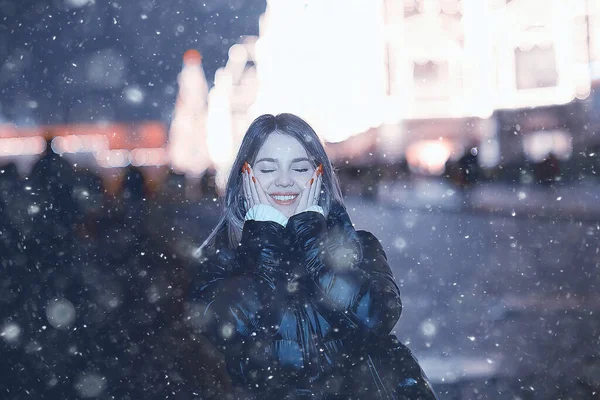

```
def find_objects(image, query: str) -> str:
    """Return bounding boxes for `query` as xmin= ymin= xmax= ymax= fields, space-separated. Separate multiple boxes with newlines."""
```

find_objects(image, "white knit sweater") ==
xmin=244 ymin=204 xmax=325 ymax=227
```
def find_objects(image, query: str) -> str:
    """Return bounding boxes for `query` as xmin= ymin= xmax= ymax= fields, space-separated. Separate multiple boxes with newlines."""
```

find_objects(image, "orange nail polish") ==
xmin=317 ymin=164 xmax=323 ymax=176
xmin=252 ymin=176 xmax=256 ymax=183
xmin=310 ymin=178 xmax=314 ymax=185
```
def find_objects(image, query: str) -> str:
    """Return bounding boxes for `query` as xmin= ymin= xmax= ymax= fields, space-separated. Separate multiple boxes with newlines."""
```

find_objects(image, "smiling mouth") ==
xmin=270 ymin=194 xmax=299 ymax=205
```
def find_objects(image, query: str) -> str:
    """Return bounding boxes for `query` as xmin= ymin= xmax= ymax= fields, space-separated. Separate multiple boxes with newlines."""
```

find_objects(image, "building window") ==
xmin=413 ymin=60 xmax=451 ymax=100
xmin=522 ymin=130 xmax=572 ymax=162
xmin=515 ymin=46 xmax=558 ymax=89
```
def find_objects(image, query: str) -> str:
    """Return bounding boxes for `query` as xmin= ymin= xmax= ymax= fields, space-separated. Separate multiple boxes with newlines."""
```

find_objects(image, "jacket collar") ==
xmin=211 ymin=201 xmax=361 ymax=258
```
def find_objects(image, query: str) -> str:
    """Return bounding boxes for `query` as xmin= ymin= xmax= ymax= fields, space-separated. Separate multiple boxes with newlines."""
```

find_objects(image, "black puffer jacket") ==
xmin=188 ymin=202 xmax=438 ymax=399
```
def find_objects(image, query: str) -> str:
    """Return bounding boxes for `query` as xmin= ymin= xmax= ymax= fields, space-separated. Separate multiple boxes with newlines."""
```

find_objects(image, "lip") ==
xmin=269 ymin=193 xmax=299 ymax=206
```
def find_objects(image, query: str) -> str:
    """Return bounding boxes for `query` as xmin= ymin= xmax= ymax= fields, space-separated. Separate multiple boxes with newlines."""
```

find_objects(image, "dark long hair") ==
xmin=198 ymin=113 xmax=344 ymax=253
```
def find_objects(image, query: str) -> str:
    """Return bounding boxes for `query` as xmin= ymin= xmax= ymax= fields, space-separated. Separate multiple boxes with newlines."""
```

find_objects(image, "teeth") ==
xmin=272 ymin=195 xmax=296 ymax=201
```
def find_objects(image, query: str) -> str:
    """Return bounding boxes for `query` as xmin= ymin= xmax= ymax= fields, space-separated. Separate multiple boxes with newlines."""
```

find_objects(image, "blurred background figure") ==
xmin=534 ymin=152 xmax=561 ymax=185
xmin=456 ymin=144 xmax=481 ymax=189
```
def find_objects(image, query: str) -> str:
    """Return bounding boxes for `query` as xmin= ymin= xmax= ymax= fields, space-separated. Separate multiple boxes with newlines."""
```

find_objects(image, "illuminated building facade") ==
xmin=209 ymin=0 xmax=600 ymax=174
xmin=385 ymin=0 xmax=595 ymax=116
xmin=3 ymin=0 xmax=598 ymax=179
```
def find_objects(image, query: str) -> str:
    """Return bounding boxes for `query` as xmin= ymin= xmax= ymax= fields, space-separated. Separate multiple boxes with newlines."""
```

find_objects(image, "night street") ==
xmin=343 ymin=188 xmax=600 ymax=398
xmin=3 ymin=0 xmax=600 ymax=398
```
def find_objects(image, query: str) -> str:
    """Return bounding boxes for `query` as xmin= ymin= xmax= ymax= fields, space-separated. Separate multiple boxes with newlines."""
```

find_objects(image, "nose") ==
xmin=274 ymin=170 xmax=294 ymax=187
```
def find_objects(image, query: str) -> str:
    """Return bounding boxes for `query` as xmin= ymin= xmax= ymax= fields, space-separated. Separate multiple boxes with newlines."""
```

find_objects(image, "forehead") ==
xmin=256 ymin=133 xmax=308 ymax=160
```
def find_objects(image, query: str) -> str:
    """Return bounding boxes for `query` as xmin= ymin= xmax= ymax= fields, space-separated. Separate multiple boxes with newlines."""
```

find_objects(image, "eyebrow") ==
xmin=255 ymin=157 xmax=310 ymax=164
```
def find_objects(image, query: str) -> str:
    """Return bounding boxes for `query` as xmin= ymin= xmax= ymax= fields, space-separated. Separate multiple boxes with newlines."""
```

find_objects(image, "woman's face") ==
xmin=252 ymin=133 xmax=316 ymax=217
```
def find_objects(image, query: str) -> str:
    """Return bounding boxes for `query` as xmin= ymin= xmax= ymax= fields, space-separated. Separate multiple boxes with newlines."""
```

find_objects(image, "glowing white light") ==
xmin=124 ymin=86 xmax=144 ymax=104
xmin=95 ymin=150 xmax=130 ymax=168
xmin=129 ymin=148 xmax=169 ymax=166
xmin=207 ymin=69 xmax=235 ymax=191
xmin=1 ymin=322 xmax=21 ymax=343
xmin=522 ymin=130 xmax=572 ymax=162
xmin=220 ymin=323 xmax=234 ymax=339
xmin=27 ymin=204 xmax=40 ymax=215
xmin=168 ymin=51 xmax=210 ymax=176
xmin=130 ymin=149 xmax=148 ymax=166
xmin=46 ymin=298 xmax=76 ymax=330
xmin=393 ymin=237 xmax=407 ymax=250
xmin=171 ymin=0 xmax=594 ymax=175
xmin=406 ymin=140 xmax=453 ymax=175
xmin=254 ymin=0 xmax=388 ymax=142
xmin=65 ymin=0 xmax=91 ymax=8
xmin=420 ymin=320 xmax=437 ymax=337
xmin=147 ymin=284 xmax=161 ymax=303
xmin=52 ymin=135 xmax=108 ymax=155
xmin=0 ymin=136 xmax=45 ymax=156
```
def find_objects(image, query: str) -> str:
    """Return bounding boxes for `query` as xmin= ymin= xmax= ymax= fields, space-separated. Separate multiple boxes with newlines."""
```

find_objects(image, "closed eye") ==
xmin=260 ymin=168 xmax=309 ymax=173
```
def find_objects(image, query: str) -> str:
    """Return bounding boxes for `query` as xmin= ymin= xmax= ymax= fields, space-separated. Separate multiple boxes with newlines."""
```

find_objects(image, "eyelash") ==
xmin=260 ymin=169 xmax=309 ymax=173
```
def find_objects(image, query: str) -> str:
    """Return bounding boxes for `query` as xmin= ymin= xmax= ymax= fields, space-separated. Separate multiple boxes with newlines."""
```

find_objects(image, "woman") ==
xmin=187 ymin=114 xmax=438 ymax=399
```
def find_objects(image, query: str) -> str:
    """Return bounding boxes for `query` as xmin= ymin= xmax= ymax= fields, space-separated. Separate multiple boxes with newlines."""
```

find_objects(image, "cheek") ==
xmin=295 ymin=175 xmax=311 ymax=187
xmin=256 ymin=175 xmax=274 ymax=188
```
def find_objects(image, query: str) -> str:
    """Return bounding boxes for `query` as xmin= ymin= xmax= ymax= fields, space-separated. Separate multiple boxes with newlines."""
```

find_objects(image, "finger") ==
xmin=242 ymin=165 xmax=255 ymax=209
xmin=247 ymin=165 xmax=261 ymax=205
xmin=242 ymin=167 xmax=249 ymax=208
xmin=314 ymin=174 xmax=323 ymax=205
xmin=307 ymin=170 xmax=318 ymax=207
xmin=293 ymin=181 xmax=307 ymax=215
xmin=246 ymin=163 xmax=268 ymax=204
xmin=298 ymin=176 xmax=312 ymax=211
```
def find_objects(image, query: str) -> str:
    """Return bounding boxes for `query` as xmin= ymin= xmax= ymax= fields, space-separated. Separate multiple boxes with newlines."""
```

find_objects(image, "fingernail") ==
xmin=317 ymin=164 xmax=323 ymax=176
xmin=310 ymin=178 xmax=314 ymax=185
xmin=252 ymin=176 xmax=256 ymax=183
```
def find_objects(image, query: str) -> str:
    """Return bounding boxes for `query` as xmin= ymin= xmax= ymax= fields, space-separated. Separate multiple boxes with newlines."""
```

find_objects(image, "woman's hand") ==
xmin=242 ymin=161 xmax=270 ymax=209
xmin=292 ymin=164 xmax=322 ymax=216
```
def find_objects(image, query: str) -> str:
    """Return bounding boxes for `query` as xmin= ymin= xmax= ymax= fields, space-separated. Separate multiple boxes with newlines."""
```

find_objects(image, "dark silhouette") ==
xmin=457 ymin=146 xmax=480 ymax=188
xmin=534 ymin=152 xmax=561 ymax=185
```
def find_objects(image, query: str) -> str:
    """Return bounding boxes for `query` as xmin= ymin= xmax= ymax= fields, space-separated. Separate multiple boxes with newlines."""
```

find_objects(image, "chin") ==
xmin=279 ymin=207 xmax=294 ymax=218
xmin=270 ymin=204 xmax=292 ymax=217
